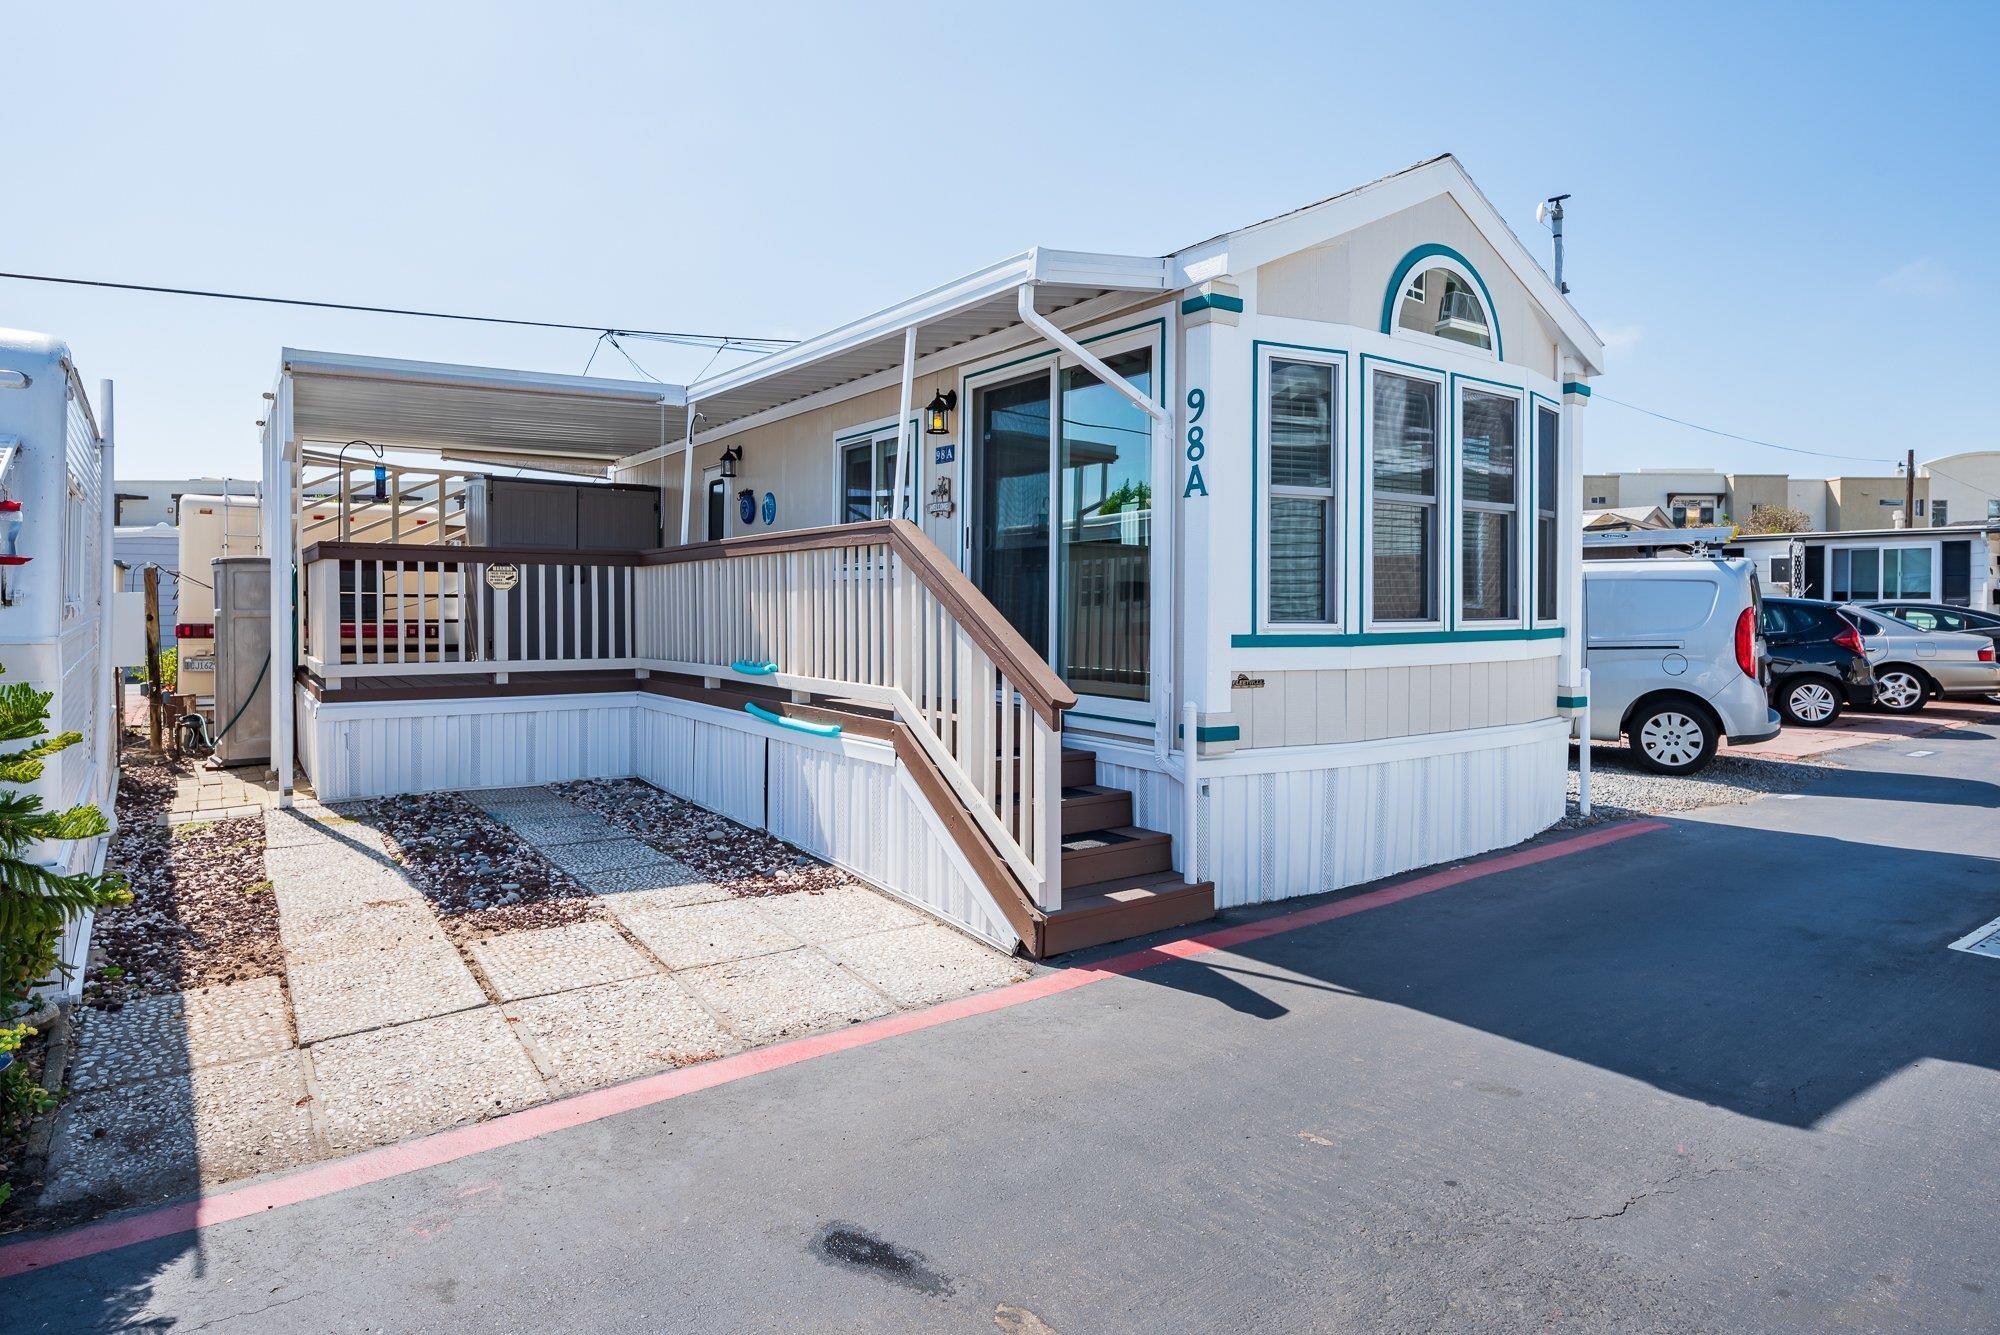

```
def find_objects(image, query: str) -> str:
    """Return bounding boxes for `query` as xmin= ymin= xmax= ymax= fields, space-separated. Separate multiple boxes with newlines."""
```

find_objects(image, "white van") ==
xmin=1584 ymin=558 xmax=1779 ymax=774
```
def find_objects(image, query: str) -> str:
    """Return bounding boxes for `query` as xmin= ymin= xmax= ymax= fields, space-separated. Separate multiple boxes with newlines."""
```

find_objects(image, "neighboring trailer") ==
xmin=0 ymin=328 xmax=131 ymax=1003
xmin=175 ymin=491 xmax=262 ymax=703
xmin=1730 ymin=524 xmax=2000 ymax=612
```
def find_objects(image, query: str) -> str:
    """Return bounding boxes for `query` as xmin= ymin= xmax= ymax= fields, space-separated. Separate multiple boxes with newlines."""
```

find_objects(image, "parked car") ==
xmin=1584 ymin=558 xmax=1779 ymax=775
xmin=1759 ymin=597 xmax=1877 ymax=727
xmin=1841 ymin=607 xmax=2000 ymax=713
xmin=1858 ymin=600 xmax=2000 ymax=646
xmin=1861 ymin=603 xmax=2000 ymax=703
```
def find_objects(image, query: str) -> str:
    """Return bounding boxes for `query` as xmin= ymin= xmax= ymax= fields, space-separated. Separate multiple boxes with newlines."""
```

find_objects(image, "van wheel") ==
xmin=1628 ymin=702 xmax=1718 ymax=775
xmin=1779 ymin=678 xmax=1843 ymax=727
xmin=1874 ymin=668 xmax=1929 ymax=714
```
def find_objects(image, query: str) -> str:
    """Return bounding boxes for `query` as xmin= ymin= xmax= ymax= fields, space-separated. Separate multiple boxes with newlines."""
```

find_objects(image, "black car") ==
xmin=1759 ymin=597 xmax=1876 ymax=726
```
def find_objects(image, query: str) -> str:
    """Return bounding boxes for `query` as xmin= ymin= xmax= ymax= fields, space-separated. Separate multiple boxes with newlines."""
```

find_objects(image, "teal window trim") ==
xmin=1528 ymin=391 xmax=1561 ymax=631
xmin=1380 ymin=244 xmax=1506 ymax=361
xmin=1250 ymin=339 xmax=1352 ymax=638
xmin=1231 ymin=626 xmax=1564 ymax=648
xmin=1561 ymin=381 xmax=1592 ymax=398
xmin=1449 ymin=371 xmax=1529 ymax=630
xmin=1176 ymin=723 xmax=1242 ymax=742
xmin=1358 ymin=353 xmax=1451 ymax=634
xmin=1181 ymin=292 xmax=1244 ymax=315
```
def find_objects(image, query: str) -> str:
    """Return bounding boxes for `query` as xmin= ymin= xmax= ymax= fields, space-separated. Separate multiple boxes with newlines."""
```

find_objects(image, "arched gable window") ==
xmin=1381 ymin=246 xmax=1503 ymax=358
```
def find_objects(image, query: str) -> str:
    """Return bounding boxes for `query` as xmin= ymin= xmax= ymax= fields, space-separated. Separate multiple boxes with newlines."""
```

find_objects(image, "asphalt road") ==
xmin=8 ymin=714 xmax=2000 ymax=1332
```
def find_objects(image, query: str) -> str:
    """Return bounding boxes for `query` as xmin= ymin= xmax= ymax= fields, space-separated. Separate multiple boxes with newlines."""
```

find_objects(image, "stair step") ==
xmin=1060 ymin=784 xmax=1132 ymax=836
xmin=1043 ymin=872 xmax=1217 ymax=956
xmin=1060 ymin=825 xmax=1172 ymax=885
xmin=1060 ymin=747 xmax=1095 ymax=787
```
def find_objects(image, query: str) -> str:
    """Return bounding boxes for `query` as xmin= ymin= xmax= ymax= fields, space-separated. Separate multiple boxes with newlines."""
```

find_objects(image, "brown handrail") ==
xmin=302 ymin=541 xmax=647 ymax=567
xmin=643 ymin=520 xmax=1076 ymax=726
xmin=304 ymin=521 xmax=1078 ymax=726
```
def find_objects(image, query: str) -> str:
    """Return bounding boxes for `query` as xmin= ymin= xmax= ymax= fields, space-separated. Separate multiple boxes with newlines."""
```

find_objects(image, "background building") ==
xmin=112 ymin=475 xmax=257 ymax=526
xmin=1580 ymin=457 xmax=2000 ymax=532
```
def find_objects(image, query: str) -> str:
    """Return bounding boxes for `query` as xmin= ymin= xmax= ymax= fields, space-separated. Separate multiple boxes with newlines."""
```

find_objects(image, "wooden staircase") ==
xmin=1040 ymin=746 xmax=1216 ymax=956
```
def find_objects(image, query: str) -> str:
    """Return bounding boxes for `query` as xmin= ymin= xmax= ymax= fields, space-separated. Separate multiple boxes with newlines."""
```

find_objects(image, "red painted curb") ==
xmin=0 ymin=817 xmax=1665 ymax=1280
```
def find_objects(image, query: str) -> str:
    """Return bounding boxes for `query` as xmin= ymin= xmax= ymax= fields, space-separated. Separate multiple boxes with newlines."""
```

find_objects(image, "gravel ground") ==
xmin=358 ymin=792 xmax=602 ymax=945
xmin=1559 ymin=742 xmax=1833 ymax=826
xmin=555 ymin=778 xmax=848 ymax=897
xmin=87 ymin=745 xmax=279 ymax=1005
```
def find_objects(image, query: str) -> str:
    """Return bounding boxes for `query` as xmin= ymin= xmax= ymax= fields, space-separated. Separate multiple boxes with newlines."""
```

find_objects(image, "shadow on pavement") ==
xmin=1118 ymin=814 xmax=2000 ymax=1131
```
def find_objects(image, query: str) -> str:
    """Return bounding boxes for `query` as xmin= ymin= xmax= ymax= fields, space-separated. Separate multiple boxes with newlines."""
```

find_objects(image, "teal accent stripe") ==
xmin=1556 ymin=694 xmax=1588 ymax=708
xmin=1181 ymin=292 xmax=1244 ymax=315
xmin=1230 ymin=626 xmax=1565 ymax=648
xmin=1380 ymin=244 xmax=1505 ymax=360
xmin=1176 ymin=723 xmax=1242 ymax=742
xmin=1562 ymin=381 xmax=1591 ymax=398
xmin=743 ymin=702 xmax=841 ymax=737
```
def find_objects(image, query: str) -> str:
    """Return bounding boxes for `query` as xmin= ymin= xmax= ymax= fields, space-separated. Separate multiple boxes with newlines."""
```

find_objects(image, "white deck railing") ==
xmin=300 ymin=543 xmax=641 ymax=684
xmin=299 ymin=521 xmax=1074 ymax=909
xmin=299 ymin=451 xmax=472 ymax=548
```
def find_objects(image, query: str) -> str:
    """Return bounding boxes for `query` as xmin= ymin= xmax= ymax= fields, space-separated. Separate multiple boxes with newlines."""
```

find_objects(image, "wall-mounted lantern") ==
xmin=924 ymin=390 xmax=957 ymax=436
xmin=719 ymin=443 xmax=744 ymax=479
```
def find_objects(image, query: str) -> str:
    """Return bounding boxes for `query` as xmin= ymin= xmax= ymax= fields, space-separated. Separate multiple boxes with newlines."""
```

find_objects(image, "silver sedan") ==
xmin=1841 ymin=606 xmax=2000 ymax=713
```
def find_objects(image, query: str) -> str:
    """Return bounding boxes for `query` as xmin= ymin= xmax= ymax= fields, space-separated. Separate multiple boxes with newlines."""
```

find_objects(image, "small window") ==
xmin=1535 ymin=406 xmax=1560 ymax=621
xmin=1932 ymin=500 xmax=1948 ymax=526
xmin=1370 ymin=371 xmax=1441 ymax=622
xmin=838 ymin=428 xmax=907 ymax=522
xmin=62 ymin=483 xmax=87 ymax=616
xmin=1460 ymin=388 xmax=1520 ymax=621
xmin=1770 ymin=555 xmax=1793 ymax=584
xmin=1396 ymin=266 xmax=1492 ymax=351
xmin=1588 ymin=494 xmax=1608 ymax=506
xmin=1266 ymin=357 xmax=1340 ymax=623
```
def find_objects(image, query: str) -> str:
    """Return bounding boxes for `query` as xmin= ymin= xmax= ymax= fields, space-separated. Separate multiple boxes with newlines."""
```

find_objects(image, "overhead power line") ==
xmin=1593 ymin=394 xmax=1897 ymax=466
xmin=0 ymin=269 xmax=798 ymax=353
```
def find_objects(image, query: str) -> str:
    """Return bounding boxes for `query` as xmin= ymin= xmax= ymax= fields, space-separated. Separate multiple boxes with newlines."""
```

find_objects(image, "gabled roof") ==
xmin=1170 ymin=154 xmax=1605 ymax=373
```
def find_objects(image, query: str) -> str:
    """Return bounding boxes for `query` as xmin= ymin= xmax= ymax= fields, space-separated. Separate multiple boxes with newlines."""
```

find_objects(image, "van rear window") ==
xmin=1585 ymin=578 xmax=1720 ymax=640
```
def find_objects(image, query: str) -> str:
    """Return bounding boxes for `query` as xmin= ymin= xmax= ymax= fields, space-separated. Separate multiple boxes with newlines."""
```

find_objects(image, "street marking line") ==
xmin=1948 ymin=915 xmax=2000 ymax=960
xmin=0 ymin=818 xmax=1665 ymax=1281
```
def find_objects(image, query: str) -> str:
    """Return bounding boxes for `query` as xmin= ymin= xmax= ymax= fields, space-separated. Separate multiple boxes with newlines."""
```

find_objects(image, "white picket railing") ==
xmin=299 ymin=522 xmax=1072 ymax=907
xmin=299 ymin=451 xmax=472 ymax=548
xmin=301 ymin=544 xmax=641 ymax=685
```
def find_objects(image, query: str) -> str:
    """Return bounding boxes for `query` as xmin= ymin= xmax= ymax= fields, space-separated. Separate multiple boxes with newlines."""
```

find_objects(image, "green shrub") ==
xmin=0 ymin=667 xmax=129 ymax=1160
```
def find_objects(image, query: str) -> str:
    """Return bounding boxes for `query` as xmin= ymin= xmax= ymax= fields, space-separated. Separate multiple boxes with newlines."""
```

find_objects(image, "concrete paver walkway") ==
xmin=36 ymin=781 xmax=1027 ymax=1218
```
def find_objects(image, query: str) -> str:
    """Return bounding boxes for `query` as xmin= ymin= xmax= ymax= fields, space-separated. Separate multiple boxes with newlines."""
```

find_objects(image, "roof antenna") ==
xmin=1536 ymin=194 xmax=1571 ymax=294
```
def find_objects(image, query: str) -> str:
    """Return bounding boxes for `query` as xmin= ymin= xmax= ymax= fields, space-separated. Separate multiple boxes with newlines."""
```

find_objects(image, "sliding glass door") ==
xmin=970 ymin=345 xmax=1155 ymax=707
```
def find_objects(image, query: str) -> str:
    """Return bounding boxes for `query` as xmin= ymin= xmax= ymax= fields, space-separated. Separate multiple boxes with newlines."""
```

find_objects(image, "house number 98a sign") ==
xmin=1182 ymin=387 xmax=1209 ymax=498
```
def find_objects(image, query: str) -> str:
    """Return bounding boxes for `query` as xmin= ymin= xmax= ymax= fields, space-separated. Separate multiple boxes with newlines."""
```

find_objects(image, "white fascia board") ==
xmin=281 ymin=348 xmax=683 ymax=405
xmin=611 ymin=288 xmax=1168 ymax=471
xmin=687 ymin=248 xmax=1168 ymax=404
xmin=1171 ymin=158 xmax=1606 ymax=376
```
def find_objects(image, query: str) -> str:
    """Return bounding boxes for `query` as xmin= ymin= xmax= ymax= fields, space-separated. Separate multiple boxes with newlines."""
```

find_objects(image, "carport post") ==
xmin=891 ymin=326 xmax=917 ymax=519
xmin=678 ymin=401 xmax=698 ymax=545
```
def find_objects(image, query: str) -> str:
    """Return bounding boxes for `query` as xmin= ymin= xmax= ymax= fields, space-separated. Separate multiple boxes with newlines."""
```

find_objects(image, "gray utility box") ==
xmin=212 ymin=556 xmax=272 ymax=767
xmin=462 ymin=476 xmax=660 ymax=550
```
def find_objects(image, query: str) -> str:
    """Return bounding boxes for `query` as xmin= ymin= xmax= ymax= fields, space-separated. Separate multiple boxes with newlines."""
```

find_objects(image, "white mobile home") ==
xmin=0 ymin=329 xmax=125 ymax=1000
xmin=257 ymin=155 xmax=1603 ymax=957
xmin=1730 ymin=523 xmax=2000 ymax=610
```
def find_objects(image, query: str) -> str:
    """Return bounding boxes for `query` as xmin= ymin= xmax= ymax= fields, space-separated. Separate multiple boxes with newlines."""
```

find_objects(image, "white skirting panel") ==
xmin=630 ymin=701 xmax=767 ymax=830
xmin=302 ymin=690 xmax=640 ymax=803
xmin=1202 ymin=720 xmax=1568 ymax=909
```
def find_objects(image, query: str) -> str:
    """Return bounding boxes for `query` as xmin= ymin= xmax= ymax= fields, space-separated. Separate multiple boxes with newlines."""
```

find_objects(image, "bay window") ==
xmin=1459 ymin=387 xmax=1520 ymax=621
xmin=1370 ymin=370 xmax=1440 ymax=622
xmin=1535 ymin=404 xmax=1560 ymax=621
xmin=1266 ymin=357 xmax=1339 ymax=623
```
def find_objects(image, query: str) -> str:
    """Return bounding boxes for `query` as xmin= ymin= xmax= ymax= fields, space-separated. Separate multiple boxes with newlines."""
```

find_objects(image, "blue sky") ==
xmin=3 ymin=1 xmax=1992 ymax=481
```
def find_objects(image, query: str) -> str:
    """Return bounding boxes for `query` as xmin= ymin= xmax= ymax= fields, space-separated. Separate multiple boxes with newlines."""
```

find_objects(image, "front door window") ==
xmin=970 ymin=344 xmax=1155 ymax=704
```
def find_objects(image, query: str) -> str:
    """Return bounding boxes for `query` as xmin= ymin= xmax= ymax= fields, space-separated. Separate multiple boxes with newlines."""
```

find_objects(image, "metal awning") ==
xmin=283 ymin=349 xmax=688 ymax=467
xmin=682 ymin=248 xmax=1174 ymax=435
